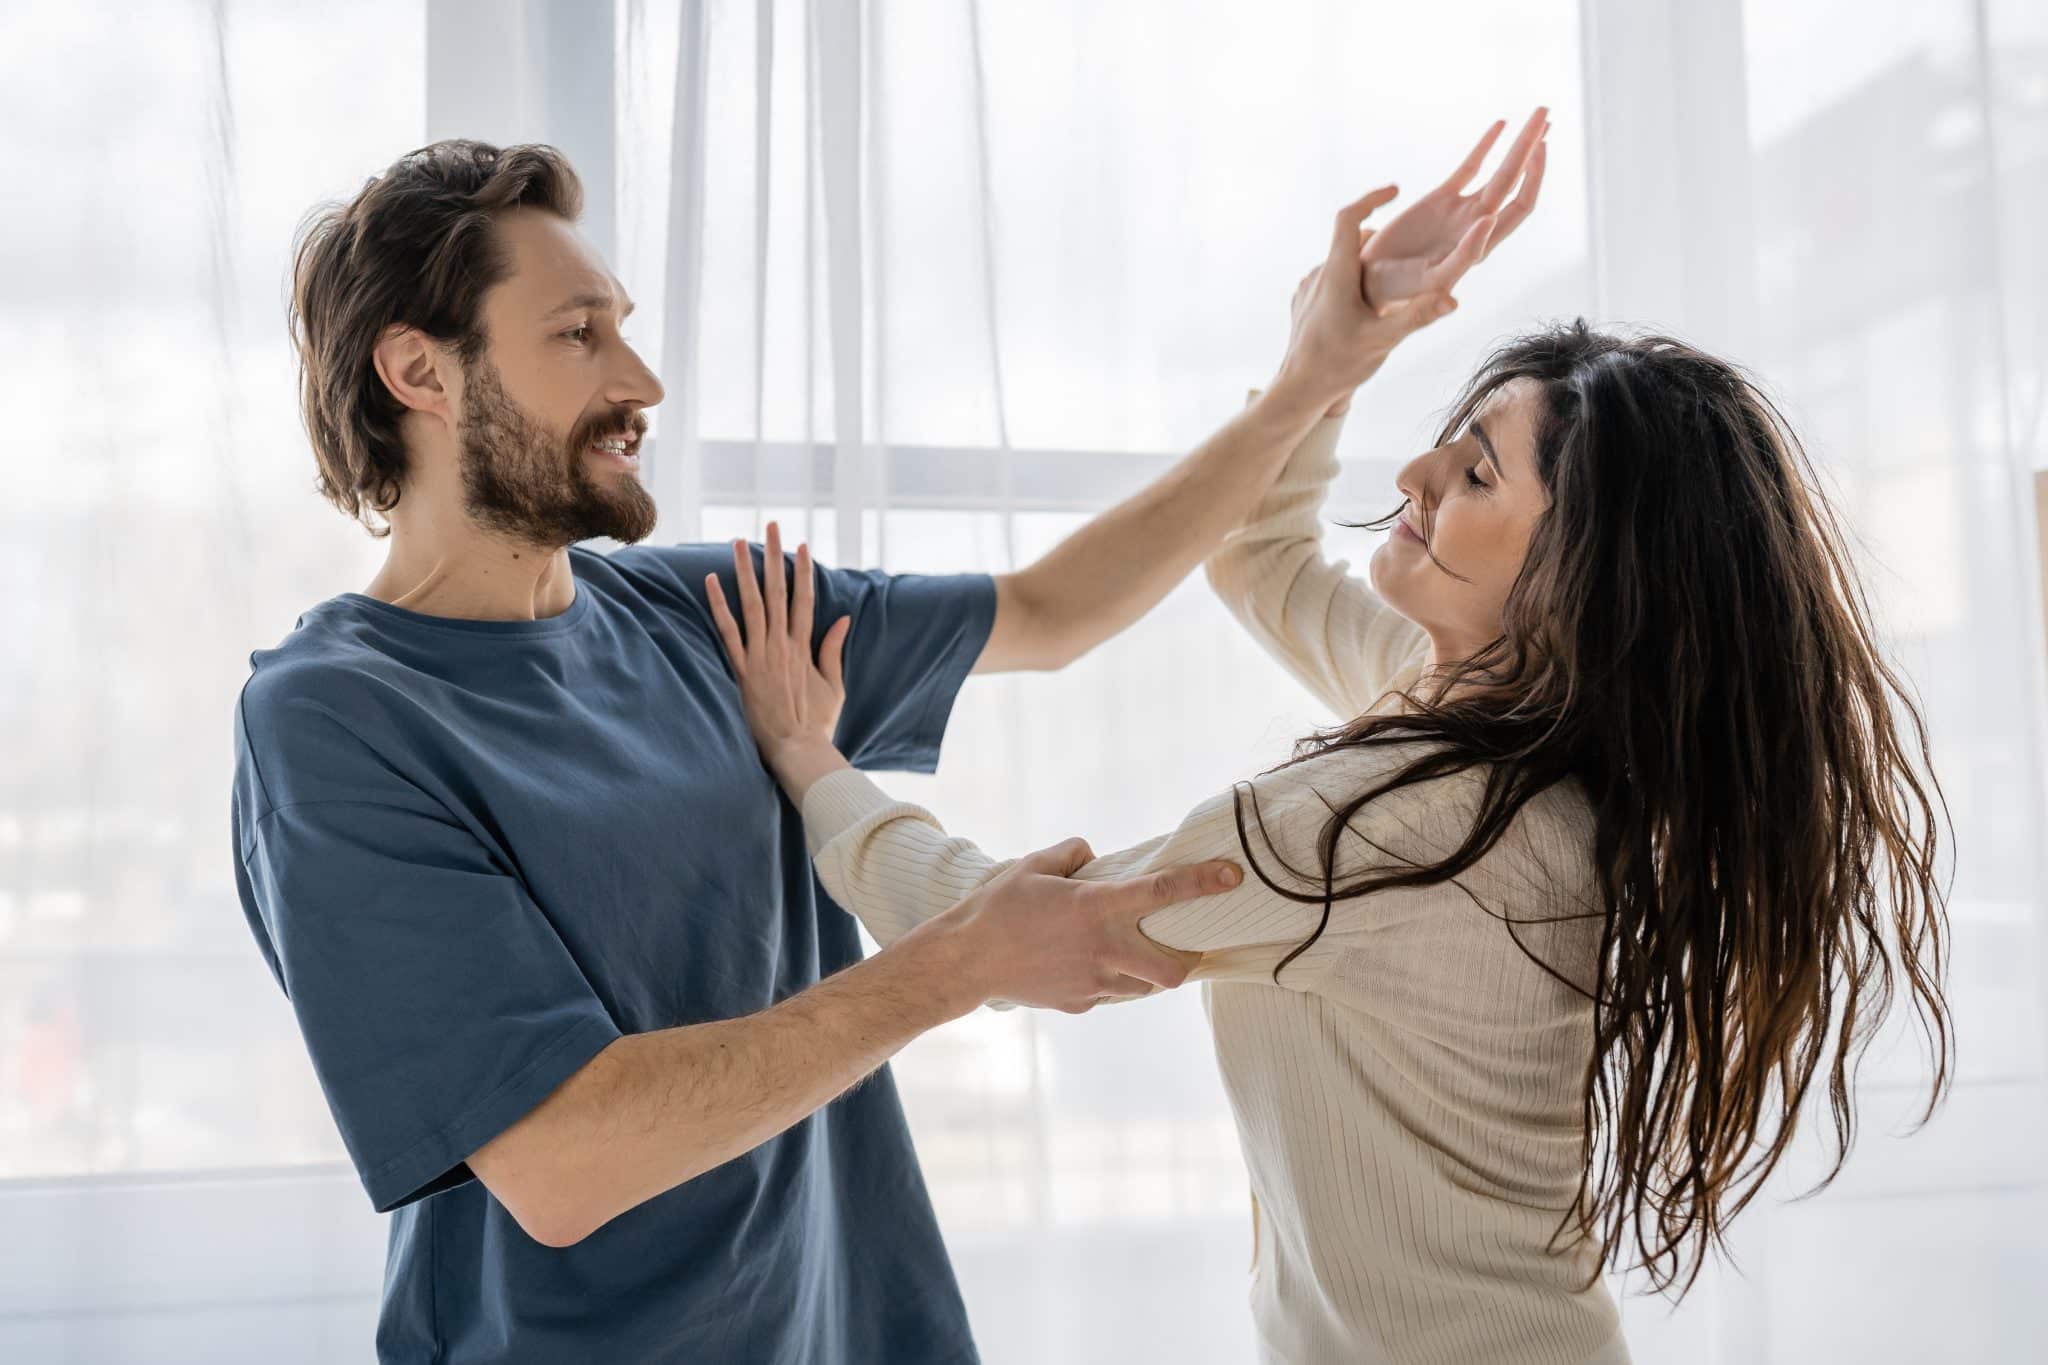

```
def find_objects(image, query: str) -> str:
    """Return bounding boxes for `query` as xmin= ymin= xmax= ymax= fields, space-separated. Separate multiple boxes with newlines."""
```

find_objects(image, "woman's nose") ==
xmin=1394 ymin=457 xmax=1431 ymax=511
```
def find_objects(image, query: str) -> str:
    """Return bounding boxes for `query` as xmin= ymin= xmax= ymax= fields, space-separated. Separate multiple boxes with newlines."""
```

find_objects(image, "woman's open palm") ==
xmin=705 ymin=521 xmax=851 ymax=761
xmin=1361 ymin=107 xmax=1549 ymax=309
xmin=1276 ymin=107 xmax=1552 ymax=407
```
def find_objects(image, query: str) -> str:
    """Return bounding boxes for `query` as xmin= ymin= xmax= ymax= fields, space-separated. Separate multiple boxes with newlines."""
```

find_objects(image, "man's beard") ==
xmin=456 ymin=356 xmax=658 ymax=547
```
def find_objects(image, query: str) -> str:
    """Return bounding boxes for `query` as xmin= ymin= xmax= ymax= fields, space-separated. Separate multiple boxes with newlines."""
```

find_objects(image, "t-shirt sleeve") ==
xmin=630 ymin=543 xmax=996 ymax=772
xmin=234 ymin=698 xmax=620 ymax=1213
xmin=814 ymin=563 xmax=996 ymax=772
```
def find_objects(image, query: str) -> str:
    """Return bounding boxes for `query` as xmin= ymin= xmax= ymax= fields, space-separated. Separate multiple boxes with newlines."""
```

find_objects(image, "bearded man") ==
xmin=232 ymin=138 xmax=1296 ymax=1364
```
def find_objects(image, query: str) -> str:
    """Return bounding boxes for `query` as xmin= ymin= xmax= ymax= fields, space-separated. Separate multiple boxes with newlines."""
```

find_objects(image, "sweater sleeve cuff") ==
xmin=800 ymin=767 xmax=904 ymax=858
xmin=1244 ymin=385 xmax=1348 ymax=441
xmin=1290 ymin=408 xmax=1347 ymax=475
xmin=1246 ymin=389 xmax=1348 ymax=484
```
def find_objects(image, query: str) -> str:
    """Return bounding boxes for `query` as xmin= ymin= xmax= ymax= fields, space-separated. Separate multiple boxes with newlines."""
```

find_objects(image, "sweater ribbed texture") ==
xmin=803 ymin=411 xmax=1630 ymax=1365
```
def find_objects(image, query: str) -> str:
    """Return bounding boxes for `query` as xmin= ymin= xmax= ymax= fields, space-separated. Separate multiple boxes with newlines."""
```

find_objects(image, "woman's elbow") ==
xmin=1204 ymin=550 xmax=1264 ymax=617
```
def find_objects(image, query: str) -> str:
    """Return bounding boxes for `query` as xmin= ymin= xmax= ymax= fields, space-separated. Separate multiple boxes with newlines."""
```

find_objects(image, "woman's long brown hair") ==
xmin=1234 ymin=320 xmax=1953 ymax=1295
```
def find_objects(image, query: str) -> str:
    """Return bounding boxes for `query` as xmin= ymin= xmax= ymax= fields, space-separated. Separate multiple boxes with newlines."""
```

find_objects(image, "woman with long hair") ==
xmin=704 ymin=150 xmax=1953 ymax=1362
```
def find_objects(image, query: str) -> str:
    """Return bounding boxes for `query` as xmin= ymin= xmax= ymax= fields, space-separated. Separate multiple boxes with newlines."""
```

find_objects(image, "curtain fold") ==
xmin=651 ymin=0 xmax=711 ymax=542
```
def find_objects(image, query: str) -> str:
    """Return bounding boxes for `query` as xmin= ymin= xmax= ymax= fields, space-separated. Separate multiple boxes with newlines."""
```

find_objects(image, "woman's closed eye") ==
xmin=1464 ymin=465 xmax=1490 ymax=491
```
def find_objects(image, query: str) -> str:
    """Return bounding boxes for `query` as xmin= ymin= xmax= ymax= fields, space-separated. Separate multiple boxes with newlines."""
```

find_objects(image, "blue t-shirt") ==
xmin=230 ymin=542 xmax=996 ymax=1365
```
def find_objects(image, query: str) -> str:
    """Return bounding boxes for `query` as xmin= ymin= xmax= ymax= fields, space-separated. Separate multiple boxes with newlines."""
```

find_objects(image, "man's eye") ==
xmin=564 ymin=325 xmax=591 ymax=343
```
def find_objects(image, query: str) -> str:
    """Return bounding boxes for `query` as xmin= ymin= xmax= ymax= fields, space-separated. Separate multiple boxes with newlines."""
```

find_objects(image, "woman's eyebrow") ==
xmin=1470 ymin=418 xmax=1506 ymax=478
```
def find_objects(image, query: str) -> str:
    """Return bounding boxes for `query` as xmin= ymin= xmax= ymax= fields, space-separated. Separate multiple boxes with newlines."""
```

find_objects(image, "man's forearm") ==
xmin=993 ymin=378 xmax=1337 ymax=670
xmin=471 ymin=916 xmax=981 ymax=1247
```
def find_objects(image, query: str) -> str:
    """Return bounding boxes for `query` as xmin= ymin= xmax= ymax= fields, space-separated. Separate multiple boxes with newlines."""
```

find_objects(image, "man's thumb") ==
xmin=1404 ymin=292 xmax=1459 ymax=333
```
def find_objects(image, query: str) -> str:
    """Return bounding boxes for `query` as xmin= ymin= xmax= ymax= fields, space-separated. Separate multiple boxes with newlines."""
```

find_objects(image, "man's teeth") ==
xmin=592 ymin=437 xmax=630 ymax=453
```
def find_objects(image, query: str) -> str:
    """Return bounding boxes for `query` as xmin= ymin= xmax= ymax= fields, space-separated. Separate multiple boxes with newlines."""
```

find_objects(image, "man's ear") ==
xmin=371 ymin=324 xmax=455 ymax=424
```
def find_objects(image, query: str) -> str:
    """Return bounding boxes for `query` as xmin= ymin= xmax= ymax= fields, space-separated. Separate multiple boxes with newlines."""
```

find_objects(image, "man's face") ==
xmin=454 ymin=208 xmax=664 ymax=546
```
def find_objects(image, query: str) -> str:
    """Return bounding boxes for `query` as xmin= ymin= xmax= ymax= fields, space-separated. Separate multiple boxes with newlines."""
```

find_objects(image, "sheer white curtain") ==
xmin=1590 ymin=2 xmax=2048 ymax=1358
xmin=1 ymin=1 xmax=2043 ymax=1361
xmin=623 ymin=0 xmax=2048 ymax=1360
xmin=618 ymin=6 xmax=1580 ymax=1356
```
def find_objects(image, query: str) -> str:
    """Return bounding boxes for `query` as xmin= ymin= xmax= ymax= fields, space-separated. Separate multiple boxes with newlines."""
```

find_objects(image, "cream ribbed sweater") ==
xmin=800 ymin=411 xmax=1630 ymax=1365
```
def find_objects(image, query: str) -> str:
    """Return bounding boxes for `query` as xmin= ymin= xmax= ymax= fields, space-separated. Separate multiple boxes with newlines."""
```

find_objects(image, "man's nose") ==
xmin=611 ymin=348 xmax=665 ymax=411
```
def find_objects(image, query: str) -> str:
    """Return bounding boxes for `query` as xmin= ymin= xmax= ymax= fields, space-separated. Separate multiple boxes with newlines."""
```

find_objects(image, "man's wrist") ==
xmin=890 ymin=912 xmax=992 ymax=1022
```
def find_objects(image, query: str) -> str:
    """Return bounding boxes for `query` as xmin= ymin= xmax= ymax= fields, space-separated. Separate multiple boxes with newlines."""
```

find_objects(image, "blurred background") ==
xmin=2 ymin=0 xmax=2045 ymax=1360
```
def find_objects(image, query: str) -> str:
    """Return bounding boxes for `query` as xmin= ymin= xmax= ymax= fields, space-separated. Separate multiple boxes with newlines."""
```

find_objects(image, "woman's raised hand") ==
xmin=1275 ymin=108 xmax=1549 ymax=413
xmin=705 ymin=521 xmax=852 ymax=767
xmin=1359 ymin=107 xmax=1549 ymax=310
xmin=1272 ymin=184 xmax=1484 ymax=409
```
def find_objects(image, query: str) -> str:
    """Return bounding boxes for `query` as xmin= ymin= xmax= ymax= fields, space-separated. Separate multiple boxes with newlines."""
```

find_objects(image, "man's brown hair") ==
xmin=289 ymin=139 xmax=582 ymax=532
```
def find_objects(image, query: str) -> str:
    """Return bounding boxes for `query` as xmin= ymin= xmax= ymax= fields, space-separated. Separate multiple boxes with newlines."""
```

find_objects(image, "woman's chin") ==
xmin=1366 ymin=543 xmax=1395 ymax=594
xmin=1366 ymin=555 xmax=1418 ymax=623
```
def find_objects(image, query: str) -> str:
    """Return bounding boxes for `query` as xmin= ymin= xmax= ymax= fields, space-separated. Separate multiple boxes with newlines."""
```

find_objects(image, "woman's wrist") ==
xmin=1266 ymin=362 xmax=1370 ymax=423
xmin=762 ymin=736 xmax=852 ymax=805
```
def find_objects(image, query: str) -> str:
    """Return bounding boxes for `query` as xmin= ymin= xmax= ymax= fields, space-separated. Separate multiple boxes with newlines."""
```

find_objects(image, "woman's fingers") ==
xmin=792 ymin=541 xmax=816 ymax=650
xmin=819 ymin=615 xmax=850 ymax=689
xmin=763 ymin=521 xmax=787 ymax=637
xmin=1423 ymin=214 xmax=1497 ymax=293
xmin=704 ymin=574 xmax=747 ymax=667
xmin=1486 ymin=136 xmax=1546 ymax=253
xmin=1440 ymin=118 xmax=1506 ymax=196
xmin=1366 ymin=231 xmax=1483 ymax=307
xmin=1363 ymin=254 xmax=1432 ymax=309
xmin=731 ymin=538 xmax=766 ymax=642
xmin=1478 ymin=107 xmax=1548 ymax=213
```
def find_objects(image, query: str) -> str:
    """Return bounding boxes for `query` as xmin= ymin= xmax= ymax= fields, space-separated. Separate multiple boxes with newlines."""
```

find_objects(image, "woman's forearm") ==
xmin=804 ymin=771 xmax=1011 ymax=950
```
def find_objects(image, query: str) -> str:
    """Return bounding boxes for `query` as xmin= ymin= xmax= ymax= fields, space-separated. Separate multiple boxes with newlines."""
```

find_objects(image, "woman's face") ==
xmin=1369 ymin=377 xmax=1550 ymax=664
